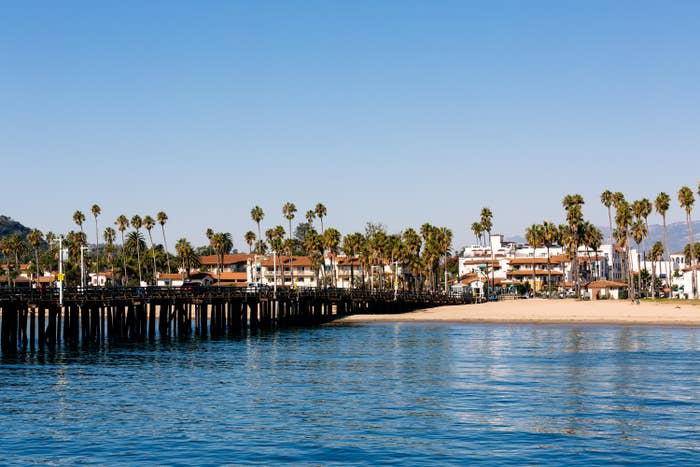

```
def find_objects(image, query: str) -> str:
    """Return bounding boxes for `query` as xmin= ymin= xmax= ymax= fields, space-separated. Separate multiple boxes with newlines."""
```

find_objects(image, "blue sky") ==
xmin=2 ymin=1 xmax=698 ymax=249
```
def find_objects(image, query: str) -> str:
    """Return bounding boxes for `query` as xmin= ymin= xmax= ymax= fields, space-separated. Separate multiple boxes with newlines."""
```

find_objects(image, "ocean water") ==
xmin=2 ymin=323 xmax=700 ymax=465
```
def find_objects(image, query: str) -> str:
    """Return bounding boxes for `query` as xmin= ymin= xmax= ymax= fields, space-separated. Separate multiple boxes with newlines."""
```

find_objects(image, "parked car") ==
xmin=246 ymin=282 xmax=270 ymax=293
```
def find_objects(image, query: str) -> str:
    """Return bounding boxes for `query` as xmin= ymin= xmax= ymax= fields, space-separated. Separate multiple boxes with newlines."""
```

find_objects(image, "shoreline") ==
xmin=335 ymin=299 xmax=700 ymax=327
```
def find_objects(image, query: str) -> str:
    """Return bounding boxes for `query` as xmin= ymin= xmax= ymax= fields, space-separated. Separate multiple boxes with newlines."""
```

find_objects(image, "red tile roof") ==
xmin=199 ymin=254 xmax=254 ymax=265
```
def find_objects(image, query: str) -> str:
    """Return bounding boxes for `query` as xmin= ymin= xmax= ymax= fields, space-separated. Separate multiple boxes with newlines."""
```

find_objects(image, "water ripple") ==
xmin=2 ymin=324 xmax=700 ymax=464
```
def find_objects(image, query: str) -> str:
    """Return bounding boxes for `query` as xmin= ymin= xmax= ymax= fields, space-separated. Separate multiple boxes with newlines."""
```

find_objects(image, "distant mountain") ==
xmin=505 ymin=221 xmax=700 ymax=254
xmin=0 ymin=215 xmax=32 ymax=239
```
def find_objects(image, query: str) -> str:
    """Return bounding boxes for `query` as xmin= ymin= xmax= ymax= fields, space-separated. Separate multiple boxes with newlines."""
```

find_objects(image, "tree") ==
xmin=244 ymin=231 xmax=256 ymax=254
xmin=541 ymin=221 xmax=559 ymax=295
xmin=303 ymin=228 xmax=323 ymax=286
xmin=562 ymin=194 xmax=585 ymax=297
xmin=175 ymin=238 xmax=199 ymax=279
xmin=322 ymin=227 xmax=341 ymax=287
xmin=115 ymin=215 xmax=130 ymax=285
xmin=305 ymin=210 xmax=315 ymax=227
xmin=631 ymin=219 xmax=648 ymax=297
xmin=210 ymin=232 xmax=233 ymax=284
xmin=583 ymin=222 xmax=603 ymax=281
xmin=157 ymin=211 xmax=172 ymax=274
xmin=282 ymin=202 xmax=297 ymax=240
xmin=653 ymin=192 xmax=671 ymax=287
xmin=525 ymin=224 xmax=544 ymax=293
xmin=250 ymin=206 xmax=265 ymax=254
xmin=282 ymin=238 xmax=296 ymax=285
xmin=648 ymin=241 xmax=664 ymax=298
xmin=437 ymin=227 xmax=453 ymax=293
xmin=131 ymin=215 xmax=143 ymax=285
xmin=600 ymin=190 xmax=614 ymax=244
xmin=615 ymin=200 xmax=634 ymax=302
xmin=91 ymin=204 xmax=101 ymax=278
xmin=315 ymin=203 xmax=327 ymax=234
xmin=143 ymin=215 xmax=158 ymax=284
xmin=471 ymin=222 xmax=483 ymax=246
xmin=103 ymin=227 xmax=116 ymax=287
xmin=480 ymin=208 xmax=493 ymax=293
xmin=678 ymin=186 xmax=696 ymax=298
xmin=341 ymin=232 xmax=363 ymax=289
xmin=402 ymin=228 xmax=422 ymax=292
xmin=73 ymin=210 xmax=85 ymax=233
xmin=26 ymin=229 xmax=43 ymax=282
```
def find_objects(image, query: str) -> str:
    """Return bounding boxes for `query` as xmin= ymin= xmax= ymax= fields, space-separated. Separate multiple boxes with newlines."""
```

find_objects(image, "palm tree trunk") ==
xmin=94 ymin=220 xmax=100 ymax=279
xmin=687 ymin=212 xmax=697 ymax=298
xmin=607 ymin=207 xmax=613 ymax=244
xmin=148 ymin=231 xmax=157 ymax=285
xmin=161 ymin=225 xmax=171 ymax=274
xmin=121 ymin=232 xmax=128 ymax=286
xmin=546 ymin=246 xmax=552 ymax=297
xmin=350 ymin=258 xmax=355 ymax=289
xmin=34 ymin=249 xmax=40 ymax=283
xmin=662 ymin=215 xmax=669 ymax=292
xmin=136 ymin=240 xmax=142 ymax=285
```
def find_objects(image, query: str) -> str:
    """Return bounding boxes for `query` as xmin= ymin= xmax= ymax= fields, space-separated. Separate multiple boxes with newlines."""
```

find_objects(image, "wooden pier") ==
xmin=0 ymin=287 xmax=471 ymax=353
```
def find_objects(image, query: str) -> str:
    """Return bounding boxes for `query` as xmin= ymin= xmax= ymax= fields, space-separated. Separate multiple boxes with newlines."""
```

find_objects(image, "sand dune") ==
xmin=338 ymin=299 xmax=700 ymax=326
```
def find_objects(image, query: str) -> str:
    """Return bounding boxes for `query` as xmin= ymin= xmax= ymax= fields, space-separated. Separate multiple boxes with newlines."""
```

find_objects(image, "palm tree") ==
xmin=130 ymin=215 xmax=143 ymax=285
xmin=115 ymin=215 xmax=130 ymax=285
xmin=91 ymin=204 xmax=101 ymax=278
xmin=654 ymin=192 xmax=671 ymax=288
xmin=103 ymin=227 xmax=116 ymax=287
xmin=437 ymin=227 xmax=453 ymax=293
xmin=402 ymin=228 xmax=422 ymax=292
xmin=471 ymin=222 xmax=483 ymax=246
xmin=562 ymin=194 xmax=585 ymax=297
xmin=583 ymin=222 xmax=603 ymax=281
xmin=678 ymin=186 xmax=696 ymax=298
xmin=305 ymin=210 xmax=316 ymax=227
xmin=143 ymin=215 xmax=158 ymax=284
xmin=541 ymin=221 xmax=559 ymax=296
xmin=27 ymin=229 xmax=43 ymax=282
xmin=525 ymin=224 xmax=544 ymax=294
xmin=282 ymin=202 xmax=297 ymax=240
xmin=156 ymin=211 xmax=172 ymax=274
xmin=631 ymin=218 xmax=648 ymax=297
xmin=341 ymin=232 xmax=363 ymax=289
xmin=73 ymin=210 xmax=85 ymax=233
xmin=244 ymin=231 xmax=256 ymax=254
xmin=600 ymin=190 xmax=614 ymax=244
xmin=323 ymin=227 xmax=341 ymax=287
xmin=632 ymin=198 xmax=652 ymax=261
xmin=303 ymin=228 xmax=323 ymax=286
xmin=250 ymin=206 xmax=265 ymax=254
xmin=615 ymin=200 xmax=634 ymax=301
xmin=209 ymin=232 xmax=233 ymax=284
xmin=282 ymin=238 xmax=296 ymax=286
xmin=480 ymin=208 xmax=493 ymax=293
xmin=315 ymin=203 xmax=327 ymax=234
xmin=648 ymin=241 xmax=664 ymax=298
xmin=175 ymin=238 xmax=199 ymax=279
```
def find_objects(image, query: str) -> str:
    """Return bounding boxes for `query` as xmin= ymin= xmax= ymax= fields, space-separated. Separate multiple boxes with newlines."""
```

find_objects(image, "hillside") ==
xmin=506 ymin=221 xmax=700 ymax=254
xmin=0 ymin=215 xmax=32 ymax=239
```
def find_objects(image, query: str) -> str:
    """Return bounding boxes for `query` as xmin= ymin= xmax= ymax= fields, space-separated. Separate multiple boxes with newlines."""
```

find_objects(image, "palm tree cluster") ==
xmin=523 ymin=213 xmax=602 ymax=297
xmin=600 ymin=182 xmax=699 ymax=300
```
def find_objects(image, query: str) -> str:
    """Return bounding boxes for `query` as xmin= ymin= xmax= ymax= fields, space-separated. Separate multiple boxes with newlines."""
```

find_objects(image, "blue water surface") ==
xmin=2 ymin=323 xmax=700 ymax=465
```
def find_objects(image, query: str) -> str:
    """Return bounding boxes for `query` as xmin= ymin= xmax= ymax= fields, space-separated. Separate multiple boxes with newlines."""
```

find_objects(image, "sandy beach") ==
xmin=337 ymin=299 xmax=700 ymax=326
